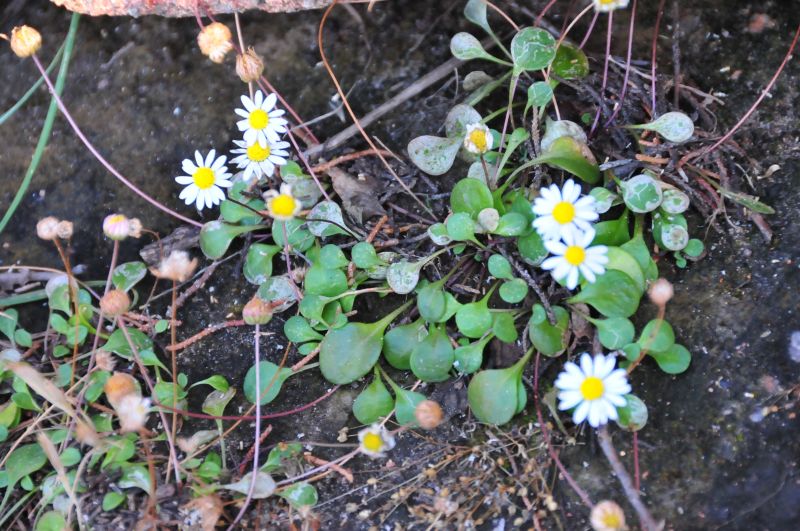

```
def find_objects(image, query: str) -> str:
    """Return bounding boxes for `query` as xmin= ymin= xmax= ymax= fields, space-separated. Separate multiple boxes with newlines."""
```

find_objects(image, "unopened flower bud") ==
xmin=104 ymin=372 xmax=140 ymax=408
xmin=414 ymin=400 xmax=444 ymax=429
xmin=36 ymin=216 xmax=60 ymax=240
xmin=100 ymin=289 xmax=131 ymax=317
xmin=236 ymin=47 xmax=264 ymax=83
xmin=197 ymin=22 xmax=233 ymax=63
xmin=590 ymin=500 xmax=627 ymax=531
xmin=103 ymin=214 xmax=131 ymax=241
xmin=243 ymin=295 xmax=273 ymax=325
xmin=56 ymin=220 xmax=73 ymax=239
xmin=648 ymin=278 xmax=674 ymax=307
xmin=10 ymin=25 xmax=42 ymax=58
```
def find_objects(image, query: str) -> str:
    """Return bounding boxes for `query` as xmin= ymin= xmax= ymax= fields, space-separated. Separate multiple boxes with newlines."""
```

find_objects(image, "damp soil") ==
xmin=1 ymin=0 xmax=799 ymax=529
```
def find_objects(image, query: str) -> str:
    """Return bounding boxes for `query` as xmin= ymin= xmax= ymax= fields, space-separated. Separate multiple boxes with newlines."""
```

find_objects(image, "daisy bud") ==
xmin=104 ymin=372 xmax=140 ymax=409
xmin=36 ymin=216 xmax=60 ymax=241
xmin=414 ymin=400 xmax=444 ymax=430
xmin=55 ymin=220 xmax=73 ymax=239
xmin=197 ymin=22 xmax=233 ymax=64
xmin=95 ymin=350 xmax=116 ymax=372
xmin=100 ymin=289 xmax=131 ymax=317
xmin=10 ymin=25 xmax=42 ymax=58
xmin=236 ymin=47 xmax=264 ymax=83
xmin=242 ymin=295 xmax=273 ymax=325
xmin=116 ymin=394 xmax=151 ymax=433
xmin=149 ymin=250 xmax=198 ymax=283
xmin=103 ymin=214 xmax=131 ymax=241
xmin=648 ymin=278 xmax=674 ymax=307
xmin=590 ymin=500 xmax=627 ymax=531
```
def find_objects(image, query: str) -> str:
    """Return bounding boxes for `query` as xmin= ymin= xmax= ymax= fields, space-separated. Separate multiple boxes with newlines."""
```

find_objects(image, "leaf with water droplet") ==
xmin=408 ymin=135 xmax=461 ymax=176
xmin=620 ymin=174 xmax=663 ymax=213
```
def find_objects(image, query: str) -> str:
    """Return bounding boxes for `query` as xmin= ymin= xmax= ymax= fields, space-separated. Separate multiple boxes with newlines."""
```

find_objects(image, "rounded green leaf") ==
xmin=320 ymin=317 xmax=395 ymax=385
xmin=637 ymin=319 xmax=675 ymax=353
xmin=410 ymin=325 xmax=455 ymax=382
xmin=454 ymin=338 xmax=488 ymax=374
xmin=353 ymin=372 xmax=394 ymax=424
xmin=661 ymin=188 xmax=690 ymax=214
xmin=528 ymin=304 xmax=569 ymax=356
xmin=446 ymin=212 xmax=477 ymax=243
xmin=450 ymin=32 xmax=491 ymax=61
xmin=594 ymin=317 xmax=636 ymax=350
xmin=445 ymin=104 xmax=483 ymax=138
xmin=278 ymin=482 xmax=318 ymax=509
xmin=621 ymin=174 xmax=664 ymax=213
xmin=451 ymin=178 xmax=494 ymax=217
xmin=243 ymin=244 xmax=280 ymax=285
xmin=684 ymin=238 xmax=705 ymax=258
xmin=568 ymin=270 xmax=641 ymax=318
xmin=387 ymin=260 xmax=422 ymax=295
xmin=590 ymin=187 xmax=618 ymax=214
xmin=492 ymin=312 xmax=518 ymax=343
xmin=244 ymin=361 xmax=293 ymax=405
xmin=393 ymin=386 xmax=427 ymax=427
xmin=284 ymin=315 xmax=324 ymax=343
xmin=408 ymin=135 xmax=461 ymax=176
xmin=604 ymin=247 xmax=646 ymax=293
xmin=200 ymin=221 xmax=263 ymax=260
xmin=499 ymin=279 xmax=528 ymax=304
xmin=660 ymin=224 xmax=690 ymax=251
xmin=383 ymin=319 xmax=427 ymax=370
xmin=615 ymin=394 xmax=648 ymax=431
xmin=257 ymin=275 xmax=300 ymax=313
xmin=111 ymin=262 xmax=147 ymax=292
xmin=428 ymin=223 xmax=452 ymax=246
xmin=352 ymin=242 xmax=386 ymax=268
xmin=639 ymin=112 xmax=694 ymax=143
xmin=551 ymin=43 xmax=589 ymax=79
xmin=467 ymin=352 xmax=530 ymax=425
xmin=649 ymin=343 xmax=691 ymax=374
xmin=511 ymin=27 xmax=557 ymax=73
xmin=318 ymin=245 xmax=349 ymax=269
xmin=487 ymin=254 xmax=514 ymax=280
xmin=102 ymin=491 xmax=126 ymax=512
xmin=304 ymin=265 xmax=348 ymax=297
xmin=272 ymin=218 xmax=314 ymax=252
xmin=307 ymin=201 xmax=350 ymax=237
xmin=417 ymin=284 xmax=448 ymax=323
xmin=36 ymin=511 xmax=66 ymax=531
xmin=517 ymin=231 xmax=548 ymax=265
xmin=455 ymin=301 xmax=493 ymax=339
xmin=526 ymin=81 xmax=553 ymax=110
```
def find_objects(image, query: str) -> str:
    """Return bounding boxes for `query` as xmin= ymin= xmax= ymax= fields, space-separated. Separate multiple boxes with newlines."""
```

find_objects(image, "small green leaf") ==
xmin=517 ymin=231 xmax=548 ymax=265
xmin=615 ymin=394 xmax=648 ymax=431
xmin=535 ymin=136 xmax=600 ymax=184
xmin=243 ymin=244 xmax=280 ymax=285
xmin=112 ymin=262 xmax=147 ymax=292
xmin=244 ymin=361 xmax=293 ymax=405
xmin=590 ymin=187 xmax=618 ymax=214
xmin=284 ymin=316 xmax=324 ymax=343
xmin=102 ymin=491 xmax=126 ymax=512
xmin=191 ymin=375 xmax=229 ymax=392
xmin=492 ymin=312 xmax=518 ymax=343
xmin=408 ymin=135 xmax=461 ymax=176
xmin=467 ymin=350 xmax=531 ymax=424
xmin=427 ymin=224 xmax=452 ymax=246
xmin=684 ymin=238 xmax=705 ymax=258
xmin=102 ymin=327 xmax=153 ymax=359
xmin=455 ymin=298 xmax=493 ymax=339
xmin=446 ymin=212 xmax=478 ymax=244
xmin=528 ymin=305 xmax=569 ymax=356
xmin=604 ymin=246 xmax=646 ymax=293
xmin=272 ymin=219 xmax=314 ymax=252
xmin=499 ymin=279 xmax=528 ymax=304
xmin=307 ymin=201 xmax=350 ymax=237
xmin=487 ymin=254 xmax=514 ymax=280
xmin=279 ymin=482 xmax=318 ymax=509
xmin=454 ymin=337 xmax=489 ymax=374
xmin=510 ymin=27 xmax=557 ymax=74
xmin=464 ymin=0 xmax=490 ymax=32
xmin=620 ymin=174 xmax=663 ymax=213
xmin=200 ymin=221 xmax=263 ymax=260
xmin=451 ymin=178 xmax=494 ymax=217
xmin=35 ymin=511 xmax=66 ymax=531
xmin=223 ymin=472 xmax=275 ymax=499
xmin=60 ymin=447 xmax=81 ymax=467
xmin=551 ymin=43 xmax=589 ymax=79
xmin=353 ymin=370 xmax=394 ymax=424
xmin=493 ymin=213 xmax=529 ymax=237
xmin=202 ymin=387 xmax=236 ymax=418
xmin=450 ymin=32 xmax=496 ymax=62
xmin=410 ymin=325 xmax=454 ymax=382
xmin=390 ymin=384 xmax=426 ymax=427
xmin=383 ymin=318 xmax=427 ymax=370
xmin=352 ymin=242 xmax=386 ymax=269
xmin=526 ymin=81 xmax=553 ymax=113
xmin=637 ymin=319 xmax=675 ymax=353
xmin=262 ymin=443 xmax=302 ymax=473
xmin=569 ymin=270 xmax=641 ymax=318
xmin=386 ymin=260 xmax=423 ymax=295
xmin=649 ymin=343 xmax=691 ymax=374
xmin=304 ymin=265 xmax=348 ymax=297
xmin=592 ymin=211 xmax=630 ymax=247
xmin=661 ymin=188 xmax=690 ymax=214
xmin=5 ymin=443 xmax=46 ymax=488
xmin=593 ymin=317 xmax=636 ymax=350
xmin=630 ymin=112 xmax=694 ymax=143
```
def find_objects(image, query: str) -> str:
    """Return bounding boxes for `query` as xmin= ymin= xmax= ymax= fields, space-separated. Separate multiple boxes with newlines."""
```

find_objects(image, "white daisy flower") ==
xmin=263 ymin=183 xmax=302 ymax=221
xmin=116 ymin=394 xmax=152 ymax=433
xmin=592 ymin=0 xmax=630 ymax=12
xmin=235 ymin=90 xmax=288 ymax=146
xmin=230 ymin=138 xmax=291 ymax=183
xmin=541 ymin=227 xmax=608 ymax=289
xmin=175 ymin=150 xmax=233 ymax=210
xmin=463 ymin=123 xmax=493 ymax=154
xmin=532 ymin=179 xmax=598 ymax=241
xmin=357 ymin=424 xmax=396 ymax=458
xmin=555 ymin=353 xmax=631 ymax=428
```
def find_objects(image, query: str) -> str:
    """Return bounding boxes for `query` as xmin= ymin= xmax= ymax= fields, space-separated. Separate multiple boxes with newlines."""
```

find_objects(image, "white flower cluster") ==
xmin=174 ymin=90 xmax=291 ymax=211
xmin=532 ymin=179 xmax=608 ymax=289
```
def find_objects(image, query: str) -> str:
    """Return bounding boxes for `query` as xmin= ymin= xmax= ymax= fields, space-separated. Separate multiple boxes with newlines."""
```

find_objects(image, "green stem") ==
xmin=0 ymin=13 xmax=80 ymax=235
xmin=0 ymin=43 xmax=65 ymax=126
xmin=375 ymin=300 xmax=414 ymax=331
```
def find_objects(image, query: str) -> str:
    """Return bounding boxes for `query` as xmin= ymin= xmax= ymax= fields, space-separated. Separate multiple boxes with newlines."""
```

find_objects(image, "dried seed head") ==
xmin=36 ymin=216 xmax=60 ymax=241
xmin=590 ymin=500 xmax=627 ymax=531
xmin=100 ymin=289 xmax=131 ymax=317
xmin=116 ymin=394 xmax=151 ymax=433
xmin=149 ymin=250 xmax=198 ymax=282
xmin=242 ymin=295 xmax=273 ymax=325
xmin=95 ymin=350 xmax=116 ymax=372
xmin=128 ymin=218 xmax=143 ymax=238
xmin=236 ymin=47 xmax=264 ymax=83
xmin=197 ymin=22 xmax=233 ymax=63
xmin=56 ymin=220 xmax=73 ymax=239
xmin=10 ymin=25 xmax=42 ymax=58
xmin=414 ymin=400 xmax=444 ymax=430
xmin=104 ymin=372 xmax=140 ymax=408
xmin=648 ymin=278 xmax=674 ymax=307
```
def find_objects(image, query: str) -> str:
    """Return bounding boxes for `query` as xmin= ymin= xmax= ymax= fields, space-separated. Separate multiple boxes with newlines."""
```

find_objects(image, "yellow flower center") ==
xmin=564 ymin=245 xmax=586 ymax=266
xmin=247 ymin=143 xmax=271 ymax=162
xmin=193 ymin=167 xmax=216 ymax=190
xmin=362 ymin=432 xmax=383 ymax=452
xmin=468 ymin=129 xmax=488 ymax=152
xmin=580 ymin=376 xmax=604 ymax=401
xmin=249 ymin=109 xmax=269 ymax=130
xmin=599 ymin=0 xmax=617 ymax=4
xmin=601 ymin=513 xmax=622 ymax=529
xmin=270 ymin=194 xmax=297 ymax=218
xmin=552 ymin=201 xmax=576 ymax=224
xmin=107 ymin=214 xmax=126 ymax=224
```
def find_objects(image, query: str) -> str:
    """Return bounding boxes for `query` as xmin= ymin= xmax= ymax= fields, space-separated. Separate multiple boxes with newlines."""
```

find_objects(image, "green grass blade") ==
xmin=0 ymin=42 xmax=65 ymax=126
xmin=0 ymin=13 xmax=80 ymax=235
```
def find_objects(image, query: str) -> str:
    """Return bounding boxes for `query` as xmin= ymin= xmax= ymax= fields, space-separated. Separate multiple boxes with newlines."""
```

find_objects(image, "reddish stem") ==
xmin=590 ymin=12 xmax=614 ymax=136
xmin=633 ymin=430 xmax=641 ymax=492
xmin=650 ymin=0 xmax=667 ymax=115
xmin=604 ymin=0 xmax=637 ymax=128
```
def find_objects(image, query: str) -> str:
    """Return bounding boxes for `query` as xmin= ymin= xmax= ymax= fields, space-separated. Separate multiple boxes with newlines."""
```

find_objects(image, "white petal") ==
xmin=563 ymin=179 xmax=580 ymax=202
xmin=579 ymin=353 xmax=594 ymax=376
xmin=558 ymin=390 xmax=584 ymax=410
xmin=194 ymin=190 xmax=205 ymax=210
xmin=237 ymin=119 xmax=250 ymax=132
xmin=194 ymin=150 xmax=204 ymax=167
xmin=182 ymin=159 xmax=197 ymax=175
xmin=244 ymin=129 xmax=257 ymax=145
xmin=587 ymin=402 xmax=603 ymax=427
xmin=179 ymin=185 xmax=197 ymax=203
xmin=175 ymin=176 xmax=194 ymax=185
xmin=234 ymin=108 xmax=250 ymax=119
xmin=566 ymin=267 xmax=579 ymax=289
xmin=552 ymin=262 xmax=572 ymax=282
xmin=601 ymin=398 xmax=620 ymax=420
xmin=254 ymin=90 xmax=265 ymax=107
xmin=573 ymin=401 xmax=591 ymax=425
xmin=263 ymin=92 xmax=277 ymax=110
xmin=544 ymin=238 xmax=567 ymax=255
xmin=241 ymin=93 xmax=255 ymax=111
xmin=204 ymin=150 xmax=216 ymax=167
xmin=579 ymin=264 xmax=596 ymax=283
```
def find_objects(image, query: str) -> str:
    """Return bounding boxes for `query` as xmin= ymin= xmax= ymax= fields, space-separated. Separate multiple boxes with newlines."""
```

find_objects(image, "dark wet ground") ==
xmin=1 ymin=0 xmax=799 ymax=529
